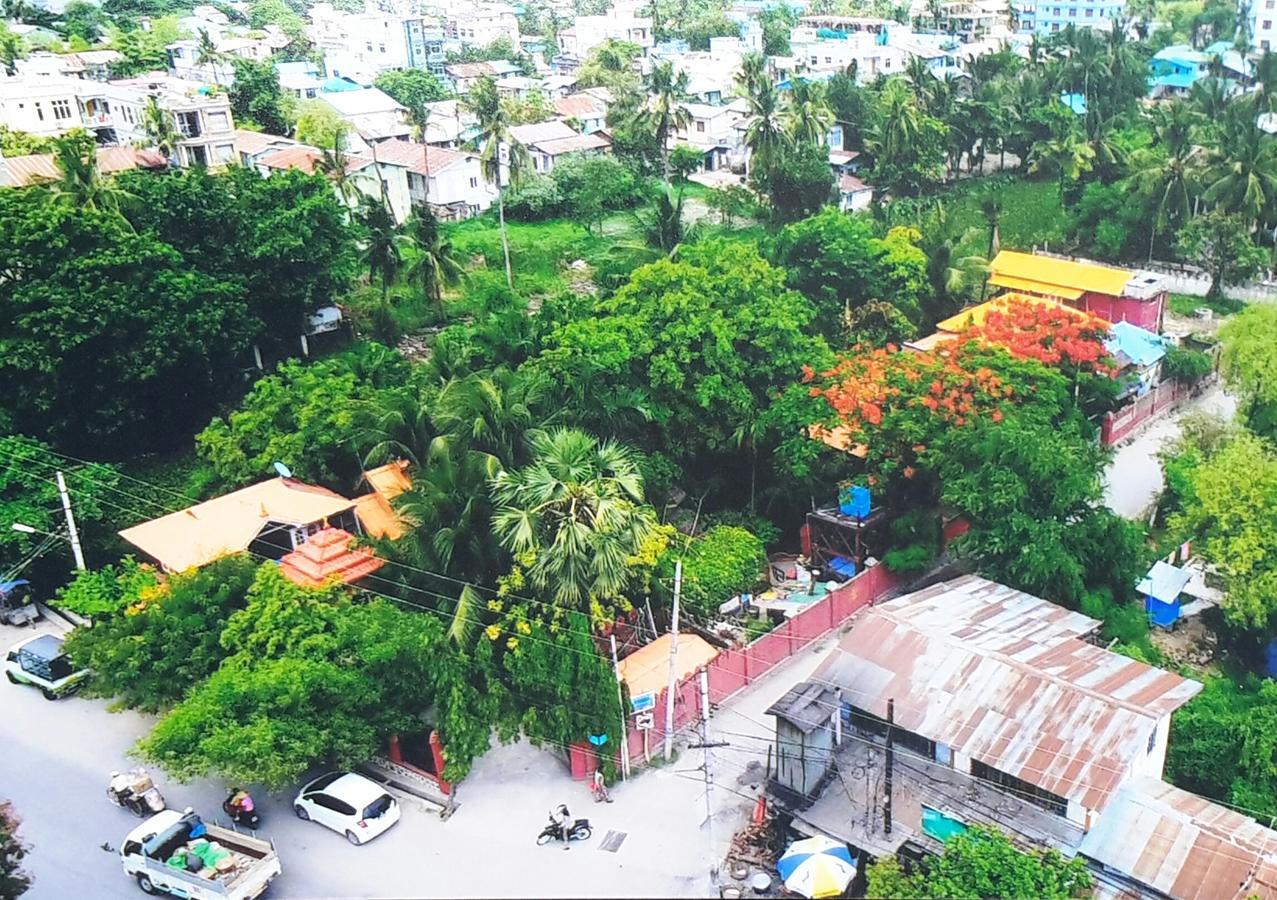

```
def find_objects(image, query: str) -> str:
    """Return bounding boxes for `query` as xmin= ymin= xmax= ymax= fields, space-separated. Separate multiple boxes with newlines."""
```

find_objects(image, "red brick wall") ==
xmin=1101 ymin=379 xmax=1189 ymax=445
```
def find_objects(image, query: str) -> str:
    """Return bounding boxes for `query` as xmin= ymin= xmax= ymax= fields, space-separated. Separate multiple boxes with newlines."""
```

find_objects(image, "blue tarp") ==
xmin=1145 ymin=595 xmax=1181 ymax=628
xmin=321 ymin=77 xmax=362 ymax=93
xmin=1059 ymin=92 xmax=1087 ymax=115
xmin=922 ymin=806 xmax=968 ymax=841
xmin=1106 ymin=321 xmax=1168 ymax=369
xmin=816 ymin=27 xmax=848 ymax=39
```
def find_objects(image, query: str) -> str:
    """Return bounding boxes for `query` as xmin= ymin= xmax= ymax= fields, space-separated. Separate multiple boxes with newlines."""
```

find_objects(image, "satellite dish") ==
xmin=273 ymin=462 xmax=293 ymax=479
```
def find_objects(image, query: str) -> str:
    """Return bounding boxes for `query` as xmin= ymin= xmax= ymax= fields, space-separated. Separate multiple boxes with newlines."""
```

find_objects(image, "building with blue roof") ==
xmin=1105 ymin=320 xmax=1168 ymax=398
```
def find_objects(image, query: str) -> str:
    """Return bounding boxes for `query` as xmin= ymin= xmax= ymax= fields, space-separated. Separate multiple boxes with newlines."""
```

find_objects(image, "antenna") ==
xmin=273 ymin=462 xmax=293 ymax=479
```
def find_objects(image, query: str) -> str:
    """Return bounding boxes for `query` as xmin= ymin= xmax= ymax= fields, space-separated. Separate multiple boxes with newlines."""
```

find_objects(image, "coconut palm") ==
xmin=48 ymin=132 xmax=133 ymax=218
xmin=464 ymin=75 xmax=528 ymax=290
xmin=1123 ymin=102 xmax=1201 ymax=259
xmin=433 ymin=367 xmax=550 ymax=467
xmin=866 ymin=77 xmax=926 ymax=177
xmin=358 ymin=194 xmax=409 ymax=303
xmin=783 ymin=78 xmax=834 ymax=148
xmin=407 ymin=210 xmax=464 ymax=314
xmin=316 ymin=133 xmax=358 ymax=206
xmin=141 ymin=96 xmax=180 ymax=160
xmin=1029 ymin=123 xmax=1096 ymax=201
xmin=1202 ymin=108 xmax=1277 ymax=231
xmin=645 ymin=60 xmax=692 ymax=182
xmin=490 ymin=428 xmax=656 ymax=613
xmin=1253 ymin=49 xmax=1277 ymax=116
xmin=406 ymin=102 xmax=432 ymax=207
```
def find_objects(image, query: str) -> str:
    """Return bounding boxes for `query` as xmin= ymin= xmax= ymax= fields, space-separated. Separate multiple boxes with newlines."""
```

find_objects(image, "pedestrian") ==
xmin=554 ymin=804 xmax=572 ymax=850
xmin=591 ymin=769 xmax=613 ymax=803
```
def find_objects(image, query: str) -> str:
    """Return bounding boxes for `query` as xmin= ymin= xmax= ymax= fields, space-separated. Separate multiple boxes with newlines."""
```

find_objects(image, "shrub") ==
xmin=506 ymin=176 xmax=565 ymax=221
xmin=660 ymin=525 xmax=767 ymax=618
xmin=1163 ymin=345 xmax=1214 ymax=383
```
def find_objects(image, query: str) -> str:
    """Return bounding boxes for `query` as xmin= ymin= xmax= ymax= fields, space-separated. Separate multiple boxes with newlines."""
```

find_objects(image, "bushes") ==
xmin=505 ymin=154 xmax=646 ymax=227
xmin=659 ymin=526 xmax=767 ymax=618
xmin=1163 ymin=345 xmax=1214 ymax=383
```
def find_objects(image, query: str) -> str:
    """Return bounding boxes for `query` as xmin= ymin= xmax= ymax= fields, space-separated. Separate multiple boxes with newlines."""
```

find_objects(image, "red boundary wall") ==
xmin=1101 ymin=379 xmax=1191 ymax=446
xmin=624 ymin=563 xmax=900 ymax=767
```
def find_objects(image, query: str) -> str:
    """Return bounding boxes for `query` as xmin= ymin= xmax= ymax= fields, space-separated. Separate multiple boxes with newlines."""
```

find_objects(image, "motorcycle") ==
xmin=223 ymin=789 xmax=261 ymax=829
xmin=536 ymin=814 xmax=593 ymax=846
xmin=107 ymin=768 xmax=166 ymax=818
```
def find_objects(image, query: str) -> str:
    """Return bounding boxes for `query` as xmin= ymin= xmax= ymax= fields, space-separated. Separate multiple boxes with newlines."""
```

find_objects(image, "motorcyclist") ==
xmin=553 ymin=804 xmax=572 ymax=849
xmin=225 ymin=788 xmax=255 ymax=822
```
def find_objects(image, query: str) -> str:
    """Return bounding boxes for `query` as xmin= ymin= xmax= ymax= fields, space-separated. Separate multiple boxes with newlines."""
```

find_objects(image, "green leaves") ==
xmin=656 ymin=525 xmax=766 ymax=619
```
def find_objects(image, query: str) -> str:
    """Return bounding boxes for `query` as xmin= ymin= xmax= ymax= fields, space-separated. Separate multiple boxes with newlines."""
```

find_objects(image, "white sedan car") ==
xmin=293 ymin=772 xmax=401 ymax=845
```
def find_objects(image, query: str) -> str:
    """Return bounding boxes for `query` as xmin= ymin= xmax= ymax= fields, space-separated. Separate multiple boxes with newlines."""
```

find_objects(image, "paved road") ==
xmin=0 ymin=617 xmax=841 ymax=899
xmin=1102 ymin=384 xmax=1236 ymax=520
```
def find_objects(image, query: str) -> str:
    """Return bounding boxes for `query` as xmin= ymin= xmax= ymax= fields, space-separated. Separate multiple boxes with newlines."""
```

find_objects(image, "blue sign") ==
xmin=631 ymin=691 xmax=656 ymax=714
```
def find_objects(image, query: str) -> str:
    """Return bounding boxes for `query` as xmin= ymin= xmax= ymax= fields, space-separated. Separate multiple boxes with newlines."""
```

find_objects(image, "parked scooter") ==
xmin=536 ymin=810 xmax=592 ymax=846
xmin=222 ymin=788 xmax=261 ymax=829
xmin=107 ymin=768 xmax=166 ymax=817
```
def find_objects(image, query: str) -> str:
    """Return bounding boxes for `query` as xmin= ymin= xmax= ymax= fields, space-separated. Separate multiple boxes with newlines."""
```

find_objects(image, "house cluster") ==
xmin=765 ymin=574 xmax=1277 ymax=899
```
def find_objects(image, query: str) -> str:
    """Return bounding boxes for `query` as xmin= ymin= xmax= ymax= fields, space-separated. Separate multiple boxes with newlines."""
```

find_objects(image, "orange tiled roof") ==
xmin=279 ymin=527 xmax=385 ymax=587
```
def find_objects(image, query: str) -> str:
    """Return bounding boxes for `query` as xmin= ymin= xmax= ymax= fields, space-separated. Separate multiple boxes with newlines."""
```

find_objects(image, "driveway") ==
xmin=0 ymin=618 xmax=839 ymax=899
xmin=1102 ymin=384 xmax=1236 ymax=520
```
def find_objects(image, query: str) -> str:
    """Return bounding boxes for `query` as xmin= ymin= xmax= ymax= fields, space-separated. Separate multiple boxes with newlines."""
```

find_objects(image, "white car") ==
xmin=293 ymin=772 xmax=400 ymax=845
xmin=4 ymin=633 xmax=86 ymax=700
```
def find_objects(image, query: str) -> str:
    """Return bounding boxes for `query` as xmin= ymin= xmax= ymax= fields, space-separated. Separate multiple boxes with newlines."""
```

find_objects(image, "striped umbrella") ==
xmin=776 ymin=835 xmax=857 ymax=899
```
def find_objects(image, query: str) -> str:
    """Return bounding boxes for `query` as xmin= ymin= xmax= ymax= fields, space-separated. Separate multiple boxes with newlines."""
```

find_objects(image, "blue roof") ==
xmin=321 ymin=77 xmax=362 ymax=93
xmin=1105 ymin=320 xmax=1167 ymax=368
xmin=1059 ymin=92 xmax=1087 ymax=115
xmin=1150 ymin=71 xmax=1198 ymax=90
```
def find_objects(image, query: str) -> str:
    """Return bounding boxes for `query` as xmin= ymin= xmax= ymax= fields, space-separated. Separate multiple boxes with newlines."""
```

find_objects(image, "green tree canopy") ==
xmin=866 ymin=825 xmax=1091 ymax=899
xmin=537 ymin=240 xmax=830 ymax=463
xmin=0 ymin=802 xmax=30 ymax=900
xmin=771 ymin=209 xmax=929 ymax=340
xmin=1220 ymin=305 xmax=1277 ymax=439
xmin=657 ymin=525 xmax=765 ymax=618
xmin=1175 ymin=210 xmax=1267 ymax=301
xmin=374 ymin=68 xmax=448 ymax=111
xmin=64 ymin=556 xmax=258 ymax=711
xmin=228 ymin=57 xmax=291 ymax=134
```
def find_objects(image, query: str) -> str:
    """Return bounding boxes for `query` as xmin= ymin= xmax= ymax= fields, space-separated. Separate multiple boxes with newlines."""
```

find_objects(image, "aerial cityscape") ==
xmin=1 ymin=0 xmax=1275 ymax=896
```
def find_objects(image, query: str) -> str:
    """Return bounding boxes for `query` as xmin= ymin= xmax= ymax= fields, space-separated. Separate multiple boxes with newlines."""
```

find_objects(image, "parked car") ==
xmin=0 ymin=580 xmax=40 ymax=626
xmin=292 ymin=772 xmax=400 ymax=845
xmin=4 ymin=633 xmax=85 ymax=699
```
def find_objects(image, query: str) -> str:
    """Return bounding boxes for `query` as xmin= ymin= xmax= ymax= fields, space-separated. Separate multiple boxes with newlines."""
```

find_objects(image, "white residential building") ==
xmin=556 ymin=1 xmax=653 ymax=61
xmin=552 ymin=90 xmax=609 ymax=134
xmin=277 ymin=61 xmax=326 ymax=100
xmin=446 ymin=2 xmax=520 ymax=47
xmin=369 ymin=139 xmax=497 ymax=220
xmin=418 ymin=98 xmax=479 ymax=146
xmin=318 ymin=87 xmax=413 ymax=150
xmin=789 ymin=20 xmax=908 ymax=79
xmin=507 ymin=119 xmax=611 ymax=173
xmin=672 ymin=98 xmax=749 ymax=170
xmin=256 ymin=143 xmax=414 ymax=224
xmin=16 ymin=50 xmax=124 ymax=82
xmin=308 ymin=3 xmax=447 ymax=83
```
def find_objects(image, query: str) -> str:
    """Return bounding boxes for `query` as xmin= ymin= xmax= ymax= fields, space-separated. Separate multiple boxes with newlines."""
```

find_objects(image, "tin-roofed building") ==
xmin=767 ymin=575 xmax=1202 ymax=862
xmin=986 ymin=250 xmax=1168 ymax=332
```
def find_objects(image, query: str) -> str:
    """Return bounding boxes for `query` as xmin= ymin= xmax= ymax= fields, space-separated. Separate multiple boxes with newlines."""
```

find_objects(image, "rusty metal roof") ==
xmin=808 ymin=575 xmax=1202 ymax=813
xmin=1079 ymin=777 xmax=1277 ymax=900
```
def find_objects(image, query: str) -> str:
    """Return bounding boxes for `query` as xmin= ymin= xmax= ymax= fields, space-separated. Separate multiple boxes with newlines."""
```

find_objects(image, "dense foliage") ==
xmin=657 ymin=525 xmax=766 ymax=619
xmin=0 ymin=802 xmax=30 ymax=900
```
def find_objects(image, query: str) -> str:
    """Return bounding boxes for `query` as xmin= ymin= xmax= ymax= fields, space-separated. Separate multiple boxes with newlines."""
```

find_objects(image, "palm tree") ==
xmin=630 ymin=183 xmax=693 ymax=255
xmin=406 ymin=102 xmax=432 ymax=208
xmin=904 ymin=55 xmax=937 ymax=107
xmin=1188 ymin=76 xmax=1231 ymax=121
xmin=433 ymin=367 xmax=550 ymax=467
xmin=316 ymin=132 xmax=358 ymax=206
xmin=1253 ymin=49 xmax=1277 ymax=116
xmin=738 ymin=56 xmax=788 ymax=178
xmin=1202 ymin=108 xmax=1277 ymax=231
xmin=141 ymin=96 xmax=180 ymax=161
xmin=490 ymin=428 xmax=656 ymax=614
xmin=1029 ymin=124 xmax=1096 ymax=201
xmin=1061 ymin=27 xmax=1107 ymax=105
xmin=407 ymin=210 xmax=465 ymax=314
xmin=865 ymin=77 xmax=927 ymax=187
xmin=1122 ymin=102 xmax=1201 ymax=259
xmin=358 ymin=194 xmax=409 ymax=303
xmin=783 ymin=78 xmax=834 ymax=148
xmin=48 ymin=132 xmax=133 ymax=218
xmin=194 ymin=28 xmax=228 ymax=82
xmin=646 ymin=60 xmax=692 ymax=182
xmin=464 ymin=76 xmax=527 ymax=290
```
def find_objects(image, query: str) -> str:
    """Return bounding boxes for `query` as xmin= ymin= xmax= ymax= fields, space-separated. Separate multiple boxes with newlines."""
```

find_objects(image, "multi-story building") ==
xmin=1254 ymin=1 xmax=1277 ymax=51
xmin=0 ymin=72 xmax=236 ymax=167
xmin=555 ymin=1 xmax=654 ymax=61
xmin=309 ymin=3 xmax=447 ymax=83
xmin=1013 ymin=0 xmax=1122 ymax=33
xmin=369 ymin=139 xmax=497 ymax=221
xmin=446 ymin=2 xmax=521 ymax=47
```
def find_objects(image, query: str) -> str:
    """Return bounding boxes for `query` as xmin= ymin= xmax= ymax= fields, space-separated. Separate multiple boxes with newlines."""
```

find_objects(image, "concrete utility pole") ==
xmin=662 ymin=559 xmax=682 ymax=760
xmin=884 ymin=697 xmax=894 ymax=836
xmin=55 ymin=471 xmax=85 ymax=571
xmin=609 ymin=633 xmax=631 ymax=781
xmin=688 ymin=667 xmax=729 ymax=881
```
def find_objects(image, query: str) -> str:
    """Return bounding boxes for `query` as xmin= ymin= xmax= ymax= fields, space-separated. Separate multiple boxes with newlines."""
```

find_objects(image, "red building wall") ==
xmin=1080 ymin=290 xmax=1165 ymax=332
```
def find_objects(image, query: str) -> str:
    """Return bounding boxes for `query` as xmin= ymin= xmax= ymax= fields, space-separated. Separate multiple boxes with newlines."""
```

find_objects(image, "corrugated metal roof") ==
xmin=618 ymin=633 xmax=718 ymax=698
xmin=370 ymin=140 xmax=467 ymax=176
xmin=935 ymin=292 xmax=1085 ymax=333
xmin=1078 ymin=777 xmax=1277 ymax=900
xmin=533 ymin=132 xmax=611 ymax=156
xmin=1 ymin=146 xmax=166 ymax=187
xmin=258 ymin=145 xmax=373 ymax=175
xmin=806 ymin=576 xmax=1202 ymax=813
xmin=989 ymin=250 xmax=1133 ymax=298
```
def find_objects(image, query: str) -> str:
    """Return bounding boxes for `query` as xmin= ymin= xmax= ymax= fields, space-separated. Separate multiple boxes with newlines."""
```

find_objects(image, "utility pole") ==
xmin=689 ymin=667 xmax=729 ymax=882
xmin=884 ymin=697 xmax=894 ymax=836
xmin=609 ymin=633 xmax=631 ymax=781
xmin=663 ymin=560 xmax=682 ymax=760
xmin=55 ymin=471 xmax=85 ymax=571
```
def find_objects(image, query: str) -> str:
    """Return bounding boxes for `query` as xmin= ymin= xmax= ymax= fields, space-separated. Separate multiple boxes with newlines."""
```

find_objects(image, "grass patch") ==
xmin=446 ymin=215 xmax=625 ymax=296
xmin=1169 ymin=292 xmax=1244 ymax=318
xmin=895 ymin=174 xmax=1069 ymax=260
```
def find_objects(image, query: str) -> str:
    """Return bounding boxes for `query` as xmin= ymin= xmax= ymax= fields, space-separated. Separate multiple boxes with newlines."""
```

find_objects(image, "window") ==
xmin=379 ymin=44 xmax=386 ymax=53
xmin=34 ymin=102 xmax=43 ymax=122
xmin=469 ymin=176 xmax=478 ymax=187
xmin=971 ymin=759 xmax=1068 ymax=816
xmin=1268 ymin=19 xmax=1274 ymax=28
xmin=1147 ymin=729 xmax=1157 ymax=753
xmin=1085 ymin=7 xmax=1093 ymax=15
xmin=1068 ymin=7 xmax=1076 ymax=14
xmin=1268 ymin=1 xmax=1274 ymax=9
xmin=696 ymin=120 xmax=706 ymax=133
xmin=1266 ymin=40 xmax=1273 ymax=48
xmin=206 ymin=110 xmax=229 ymax=132
xmin=51 ymin=99 xmax=72 ymax=120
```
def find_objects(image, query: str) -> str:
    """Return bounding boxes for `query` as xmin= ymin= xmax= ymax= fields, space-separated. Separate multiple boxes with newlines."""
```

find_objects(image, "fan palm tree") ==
xmin=783 ymin=78 xmax=834 ymax=148
xmin=406 ymin=210 xmax=464 ymax=314
xmin=490 ymin=428 xmax=656 ymax=614
xmin=464 ymin=75 xmax=527 ymax=290
xmin=141 ymin=96 xmax=180 ymax=161
xmin=358 ymin=194 xmax=409 ymax=303
xmin=1122 ymin=102 xmax=1201 ymax=259
xmin=646 ymin=60 xmax=692 ymax=182
xmin=433 ymin=367 xmax=550 ymax=467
